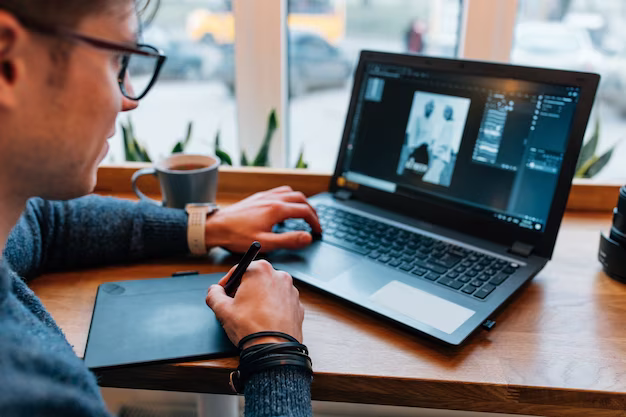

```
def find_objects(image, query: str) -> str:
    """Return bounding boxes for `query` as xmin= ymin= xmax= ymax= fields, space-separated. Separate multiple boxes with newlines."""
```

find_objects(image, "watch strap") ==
xmin=186 ymin=205 xmax=212 ymax=256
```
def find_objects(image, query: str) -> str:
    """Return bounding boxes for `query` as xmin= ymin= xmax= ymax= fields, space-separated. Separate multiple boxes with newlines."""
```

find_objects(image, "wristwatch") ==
xmin=185 ymin=203 xmax=219 ymax=256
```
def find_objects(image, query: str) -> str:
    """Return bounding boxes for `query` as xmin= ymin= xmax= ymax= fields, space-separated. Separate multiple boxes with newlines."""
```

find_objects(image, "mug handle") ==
xmin=131 ymin=168 xmax=162 ymax=206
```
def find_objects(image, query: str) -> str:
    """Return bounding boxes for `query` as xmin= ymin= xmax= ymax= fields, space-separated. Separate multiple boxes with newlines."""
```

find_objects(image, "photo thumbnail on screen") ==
xmin=397 ymin=91 xmax=471 ymax=187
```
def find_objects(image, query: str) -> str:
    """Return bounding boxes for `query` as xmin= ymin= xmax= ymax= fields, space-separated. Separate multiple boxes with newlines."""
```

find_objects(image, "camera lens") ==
xmin=599 ymin=185 xmax=626 ymax=282
xmin=610 ymin=185 xmax=626 ymax=246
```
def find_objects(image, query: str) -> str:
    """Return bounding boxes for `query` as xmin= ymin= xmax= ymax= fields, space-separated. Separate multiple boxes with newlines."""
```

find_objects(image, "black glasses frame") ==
xmin=16 ymin=16 xmax=167 ymax=100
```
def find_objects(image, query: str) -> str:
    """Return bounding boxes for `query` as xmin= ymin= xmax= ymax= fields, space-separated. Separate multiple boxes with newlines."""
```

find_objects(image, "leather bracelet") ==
xmin=230 ymin=331 xmax=313 ymax=394
xmin=237 ymin=331 xmax=300 ymax=350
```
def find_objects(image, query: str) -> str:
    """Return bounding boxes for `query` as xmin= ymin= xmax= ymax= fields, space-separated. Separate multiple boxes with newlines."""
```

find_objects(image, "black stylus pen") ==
xmin=223 ymin=241 xmax=262 ymax=297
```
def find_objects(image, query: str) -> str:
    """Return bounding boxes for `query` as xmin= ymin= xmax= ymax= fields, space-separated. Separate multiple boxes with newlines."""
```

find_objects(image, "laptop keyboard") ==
xmin=275 ymin=204 xmax=520 ymax=300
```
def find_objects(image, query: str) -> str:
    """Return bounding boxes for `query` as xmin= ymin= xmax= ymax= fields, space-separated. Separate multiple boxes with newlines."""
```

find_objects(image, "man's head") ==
xmin=0 ymin=0 xmax=154 ymax=202
xmin=424 ymin=100 xmax=434 ymax=118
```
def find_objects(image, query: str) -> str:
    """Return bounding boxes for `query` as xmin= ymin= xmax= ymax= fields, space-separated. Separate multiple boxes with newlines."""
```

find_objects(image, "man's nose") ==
xmin=121 ymin=73 xmax=139 ymax=112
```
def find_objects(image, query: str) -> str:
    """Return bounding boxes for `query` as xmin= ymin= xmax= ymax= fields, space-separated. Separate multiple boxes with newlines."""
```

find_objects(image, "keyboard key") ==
xmin=389 ymin=259 xmax=402 ymax=268
xmin=470 ymin=279 xmax=483 ymax=287
xmin=449 ymin=248 xmax=467 ymax=258
xmin=367 ymin=251 xmax=381 ymax=260
xmin=399 ymin=262 xmax=414 ymax=271
xmin=474 ymin=284 xmax=496 ymax=299
xmin=462 ymin=285 xmax=476 ymax=294
xmin=378 ymin=255 xmax=391 ymax=264
xmin=489 ymin=272 xmax=510 ymax=286
xmin=503 ymin=264 xmax=519 ymax=274
xmin=457 ymin=275 xmax=471 ymax=283
xmin=477 ymin=274 xmax=491 ymax=281
xmin=447 ymin=271 xmax=459 ymax=279
xmin=414 ymin=259 xmax=447 ymax=274
xmin=466 ymin=270 xmax=478 ymax=277
xmin=447 ymin=280 xmax=464 ymax=290
xmin=322 ymin=234 xmax=369 ymax=255
xmin=437 ymin=276 xmax=454 ymax=286
xmin=432 ymin=254 xmax=461 ymax=268
xmin=425 ymin=272 xmax=441 ymax=281
xmin=410 ymin=267 xmax=427 ymax=276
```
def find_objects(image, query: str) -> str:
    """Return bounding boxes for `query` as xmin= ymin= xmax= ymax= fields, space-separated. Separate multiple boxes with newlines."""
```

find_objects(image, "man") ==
xmin=397 ymin=99 xmax=435 ymax=176
xmin=423 ymin=104 xmax=454 ymax=185
xmin=0 ymin=1 xmax=318 ymax=416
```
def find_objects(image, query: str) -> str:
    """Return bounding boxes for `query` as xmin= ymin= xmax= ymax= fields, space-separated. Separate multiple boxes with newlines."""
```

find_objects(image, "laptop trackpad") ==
xmin=371 ymin=281 xmax=475 ymax=334
xmin=270 ymin=242 xmax=362 ymax=282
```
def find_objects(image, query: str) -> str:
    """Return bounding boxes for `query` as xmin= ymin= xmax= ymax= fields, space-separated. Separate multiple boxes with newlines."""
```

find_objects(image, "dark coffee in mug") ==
xmin=170 ymin=163 xmax=208 ymax=171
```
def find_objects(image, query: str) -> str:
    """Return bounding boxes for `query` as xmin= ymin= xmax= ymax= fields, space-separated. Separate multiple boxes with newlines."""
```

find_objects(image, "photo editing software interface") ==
xmin=341 ymin=62 xmax=581 ymax=232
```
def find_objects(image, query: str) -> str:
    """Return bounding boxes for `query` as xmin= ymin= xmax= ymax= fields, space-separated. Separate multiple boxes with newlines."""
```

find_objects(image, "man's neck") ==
xmin=0 ymin=185 xmax=27 ymax=254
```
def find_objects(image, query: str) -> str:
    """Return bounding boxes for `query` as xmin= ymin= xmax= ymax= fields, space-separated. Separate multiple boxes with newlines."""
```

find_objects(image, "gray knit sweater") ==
xmin=0 ymin=195 xmax=312 ymax=417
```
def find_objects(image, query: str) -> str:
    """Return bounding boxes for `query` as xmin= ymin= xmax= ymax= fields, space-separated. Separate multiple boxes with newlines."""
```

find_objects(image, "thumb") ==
xmin=205 ymin=284 xmax=234 ymax=318
xmin=258 ymin=231 xmax=312 ymax=251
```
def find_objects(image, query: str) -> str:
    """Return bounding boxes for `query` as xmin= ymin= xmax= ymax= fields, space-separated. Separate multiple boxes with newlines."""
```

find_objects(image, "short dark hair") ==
xmin=0 ymin=0 xmax=157 ymax=29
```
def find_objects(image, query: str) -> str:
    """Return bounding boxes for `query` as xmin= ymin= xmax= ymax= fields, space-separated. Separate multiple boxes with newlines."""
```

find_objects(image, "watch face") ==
xmin=186 ymin=203 xmax=217 ymax=208
xmin=185 ymin=203 xmax=219 ymax=213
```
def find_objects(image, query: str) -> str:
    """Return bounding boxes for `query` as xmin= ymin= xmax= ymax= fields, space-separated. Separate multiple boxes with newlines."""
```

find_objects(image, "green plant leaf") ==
xmin=121 ymin=117 xmax=150 ymax=162
xmin=295 ymin=146 xmax=308 ymax=169
xmin=171 ymin=121 xmax=194 ymax=154
xmin=134 ymin=137 xmax=152 ymax=162
xmin=216 ymin=149 xmax=233 ymax=166
xmin=184 ymin=121 xmax=193 ymax=147
xmin=582 ymin=145 xmax=615 ymax=178
xmin=252 ymin=109 xmax=278 ymax=167
xmin=171 ymin=141 xmax=185 ymax=154
xmin=241 ymin=151 xmax=249 ymax=166
xmin=212 ymin=130 xmax=232 ymax=165
xmin=121 ymin=123 xmax=134 ymax=162
xmin=575 ymin=117 xmax=599 ymax=173
xmin=215 ymin=130 xmax=221 ymax=148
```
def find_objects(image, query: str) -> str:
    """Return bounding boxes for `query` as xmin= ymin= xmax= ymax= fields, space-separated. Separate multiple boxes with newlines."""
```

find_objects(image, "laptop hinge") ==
xmin=334 ymin=189 xmax=353 ymax=201
xmin=509 ymin=241 xmax=534 ymax=258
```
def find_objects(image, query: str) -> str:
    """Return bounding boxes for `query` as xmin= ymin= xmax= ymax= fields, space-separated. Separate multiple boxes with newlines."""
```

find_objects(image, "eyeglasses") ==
xmin=16 ymin=16 xmax=167 ymax=101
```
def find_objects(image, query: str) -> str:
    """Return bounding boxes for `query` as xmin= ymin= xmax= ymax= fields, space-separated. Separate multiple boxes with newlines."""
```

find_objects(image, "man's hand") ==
xmin=204 ymin=186 xmax=322 ymax=253
xmin=206 ymin=260 xmax=304 ymax=348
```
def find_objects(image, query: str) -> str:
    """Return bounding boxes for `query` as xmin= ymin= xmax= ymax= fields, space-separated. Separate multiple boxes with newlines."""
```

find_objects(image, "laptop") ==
xmin=269 ymin=51 xmax=599 ymax=346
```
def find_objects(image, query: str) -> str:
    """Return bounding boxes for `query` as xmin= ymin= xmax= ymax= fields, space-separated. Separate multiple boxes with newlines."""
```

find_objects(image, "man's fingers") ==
xmin=265 ymin=186 xmax=294 ymax=195
xmin=257 ymin=231 xmax=312 ymax=252
xmin=276 ymin=192 xmax=319 ymax=220
xmin=206 ymin=284 xmax=234 ymax=317
xmin=276 ymin=202 xmax=322 ymax=234
xmin=218 ymin=264 xmax=238 ymax=287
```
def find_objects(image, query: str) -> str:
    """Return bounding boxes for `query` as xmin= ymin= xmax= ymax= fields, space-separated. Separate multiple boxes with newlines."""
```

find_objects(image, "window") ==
xmin=105 ymin=0 xmax=237 ymax=165
xmin=511 ymin=0 xmax=626 ymax=182
xmin=286 ymin=0 xmax=463 ymax=171
xmin=101 ymin=0 xmax=622 ymax=190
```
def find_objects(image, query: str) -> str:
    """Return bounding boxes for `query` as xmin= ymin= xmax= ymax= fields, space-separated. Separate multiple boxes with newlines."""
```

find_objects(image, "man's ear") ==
xmin=0 ymin=11 xmax=27 ymax=110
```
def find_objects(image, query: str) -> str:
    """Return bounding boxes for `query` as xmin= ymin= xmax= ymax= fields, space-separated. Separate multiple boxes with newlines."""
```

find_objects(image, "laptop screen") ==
xmin=339 ymin=61 xmax=582 ymax=233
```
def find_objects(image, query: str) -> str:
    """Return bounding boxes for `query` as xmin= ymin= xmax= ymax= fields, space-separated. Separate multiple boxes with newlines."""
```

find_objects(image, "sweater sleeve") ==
xmin=3 ymin=195 xmax=189 ymax=279
xmin=244 ymin=366 xmax=313 ymax=417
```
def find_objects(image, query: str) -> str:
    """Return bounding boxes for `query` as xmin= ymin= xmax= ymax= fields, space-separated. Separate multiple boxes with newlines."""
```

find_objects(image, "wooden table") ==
xmin=30 ymin=197 xmax=626 ymax=417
